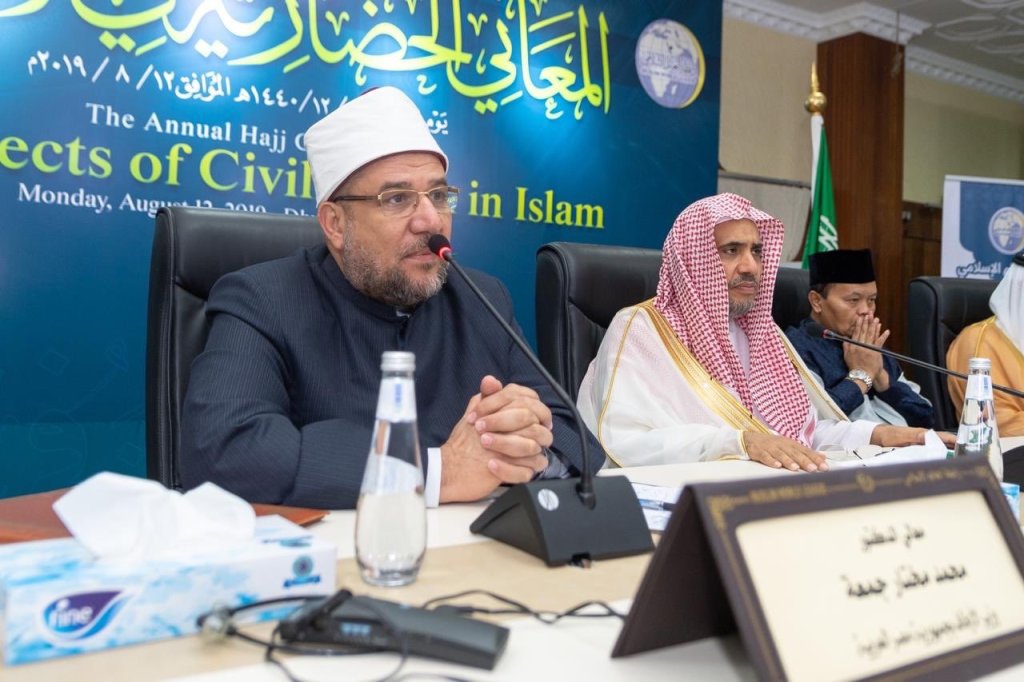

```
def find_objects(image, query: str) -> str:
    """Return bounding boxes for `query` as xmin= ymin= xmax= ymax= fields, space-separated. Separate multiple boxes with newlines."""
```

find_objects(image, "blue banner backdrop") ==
xmin=0 ymin=0 xmax=721 ymax=497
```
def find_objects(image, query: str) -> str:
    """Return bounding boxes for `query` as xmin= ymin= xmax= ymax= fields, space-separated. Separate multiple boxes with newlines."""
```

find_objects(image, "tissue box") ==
xmin=0 ymin=515 xmax=335 ymax=665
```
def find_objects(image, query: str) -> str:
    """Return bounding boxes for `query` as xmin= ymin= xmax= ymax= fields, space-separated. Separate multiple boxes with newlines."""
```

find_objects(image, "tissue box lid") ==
xmin=0 ymin=515 xmax=324 ymax=586
xmin=0 ymin=488 xmax=329 ymax=544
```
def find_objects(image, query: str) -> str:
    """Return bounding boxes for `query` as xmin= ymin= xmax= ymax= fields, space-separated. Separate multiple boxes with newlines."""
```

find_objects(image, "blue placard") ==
xmin=943 ymin=176 xmax=1024 ymax=279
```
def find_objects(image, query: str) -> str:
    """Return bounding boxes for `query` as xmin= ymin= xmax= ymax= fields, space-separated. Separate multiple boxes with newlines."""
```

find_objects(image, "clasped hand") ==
xmin=842 ymin=316 xmax=891 ymax=391
xmin=439 ymin=375 xmax=554 ymax=503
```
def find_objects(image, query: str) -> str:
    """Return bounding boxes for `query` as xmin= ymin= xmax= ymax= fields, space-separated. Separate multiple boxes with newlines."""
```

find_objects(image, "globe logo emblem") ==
xmin=635 ymin=19 xmax=705 ymax=109
xmin=988 ymin=207 xmax=1024 ymax=255
xmin=292 ymin=555 xmax=313 ymax=577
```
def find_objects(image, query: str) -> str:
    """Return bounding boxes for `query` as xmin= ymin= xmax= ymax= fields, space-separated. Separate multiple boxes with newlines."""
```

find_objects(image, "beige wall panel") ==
xmin=721 ymin=20 xmax=1024 ymax=206
xmin=903 ymin=73 xmax=1024 ymax=205
xmin=719 ymin=18 xmax=816 ymax=184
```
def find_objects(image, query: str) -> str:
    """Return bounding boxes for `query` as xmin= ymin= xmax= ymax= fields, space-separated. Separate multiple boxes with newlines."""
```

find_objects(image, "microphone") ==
xmin=806 ymin=321 xmax=1024 ymax=399
xmin=427 ymin=234 xmax=653 ymax=566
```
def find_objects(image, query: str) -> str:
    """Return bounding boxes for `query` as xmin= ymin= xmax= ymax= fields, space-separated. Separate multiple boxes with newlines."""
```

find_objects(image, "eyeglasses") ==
xmin=331 ymin=185 xmax=459 ymax=217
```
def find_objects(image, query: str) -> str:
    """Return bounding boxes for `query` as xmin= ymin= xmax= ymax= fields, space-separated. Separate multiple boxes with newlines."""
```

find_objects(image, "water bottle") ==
xmin=953 ymin=357 xmax=1003 ymax=480
xmin=355 ymin=351 xmax=426 ymax=586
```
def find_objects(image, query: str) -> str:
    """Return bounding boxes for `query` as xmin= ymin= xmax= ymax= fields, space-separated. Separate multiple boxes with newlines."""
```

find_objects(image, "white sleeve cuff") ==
xmin=425 ymin=447 xmax=442 ymax=508
xmin=730 ymin=429 xmax=752 ymax=461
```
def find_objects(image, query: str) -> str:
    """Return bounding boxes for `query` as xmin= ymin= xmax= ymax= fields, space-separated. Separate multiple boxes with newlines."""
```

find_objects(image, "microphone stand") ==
xmin=442 ymin=255 xmax=597 ymax=508
xmin=430 ymin=235 xmax=653 ymax=566
xmin=823 ymin=329 xmax=1024 ymax=399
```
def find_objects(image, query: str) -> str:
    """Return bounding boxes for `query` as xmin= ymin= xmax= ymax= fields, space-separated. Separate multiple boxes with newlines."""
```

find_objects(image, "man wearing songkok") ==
xmin=786 ymin=249 xmax=934 ymax=428
xmin=181 ymin=86 xmax=591 ymax=508
xmin=577 ymin=193 xmax=953 ymax=470
xmin=947 ymin=251 xmax=1024 ymax=436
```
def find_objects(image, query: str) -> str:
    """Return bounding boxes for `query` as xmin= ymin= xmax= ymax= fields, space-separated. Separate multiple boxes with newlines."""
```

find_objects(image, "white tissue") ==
xmin=52 ymin=472 xmax=256 ymax=561
xmin=828 ymin=430 xmax=950 ymax=469
xmin=867 ymin=429 xmax=949 ymax=465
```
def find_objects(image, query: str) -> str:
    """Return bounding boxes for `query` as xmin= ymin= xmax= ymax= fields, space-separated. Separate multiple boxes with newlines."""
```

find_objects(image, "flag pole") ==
xmin=802 ymin=62 xmax=838 ymax=267
xmin=805 ymin=63 xmax=826 ymax=200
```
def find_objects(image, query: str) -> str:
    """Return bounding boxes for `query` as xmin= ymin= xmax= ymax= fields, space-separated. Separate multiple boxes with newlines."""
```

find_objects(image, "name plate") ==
xmin=613 ymin=456 xmax=1024 ymax=681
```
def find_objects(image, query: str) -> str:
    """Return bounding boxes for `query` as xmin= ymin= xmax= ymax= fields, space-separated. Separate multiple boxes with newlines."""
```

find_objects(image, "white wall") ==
xmin=903 ymin=73 xmax=1024 ymax=205
xmin=719 ymin=19 xmax=816 ymax=184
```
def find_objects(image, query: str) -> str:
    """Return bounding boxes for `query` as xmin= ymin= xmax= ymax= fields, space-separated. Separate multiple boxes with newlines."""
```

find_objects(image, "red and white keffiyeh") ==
xmin=654 ymin=193 xmax=812 ymax=445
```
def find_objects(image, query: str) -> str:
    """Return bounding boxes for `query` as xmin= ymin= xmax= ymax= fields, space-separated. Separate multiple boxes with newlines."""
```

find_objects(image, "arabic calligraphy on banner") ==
xmin=2 ymin=1 xmax=713 ymax=222
xmin=8 ymin=0 xmax=616 ymax=121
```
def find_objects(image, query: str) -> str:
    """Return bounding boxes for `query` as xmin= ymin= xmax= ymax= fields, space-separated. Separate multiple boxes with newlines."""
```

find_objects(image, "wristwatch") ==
xmin=846 ymin=369 xmax=873 ymax=391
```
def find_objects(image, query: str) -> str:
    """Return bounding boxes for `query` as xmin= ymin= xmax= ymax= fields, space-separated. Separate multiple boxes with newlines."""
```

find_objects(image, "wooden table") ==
xmin=0 ymin=462 xmax=777 ymax=681
xmin=4 ymin=456 xmax=1023 ymax=681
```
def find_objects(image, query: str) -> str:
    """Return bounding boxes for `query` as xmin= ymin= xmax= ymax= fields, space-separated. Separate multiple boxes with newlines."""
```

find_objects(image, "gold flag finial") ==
xmin=805 ymin=62 xmax=827 ymax=114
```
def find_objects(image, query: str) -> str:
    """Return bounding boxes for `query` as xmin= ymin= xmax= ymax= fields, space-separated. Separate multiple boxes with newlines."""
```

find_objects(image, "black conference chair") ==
xmin=535 ymin=242 xmax=662 ymax=401
xmin=534 ymin=241 xmax=813 ymax=400
xmin=906 ymin=276 xmax=997 ymax=431
xmin=772 ymin=266 xmax=811 ymax=333
xmin=145 ymin=207 xmax=323 ymax=489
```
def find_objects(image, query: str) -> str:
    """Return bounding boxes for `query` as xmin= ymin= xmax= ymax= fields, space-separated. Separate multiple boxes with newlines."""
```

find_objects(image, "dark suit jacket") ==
xmin=786 ymin=318 xmax=934 ymax=428
xmin=180 ymin=245 xmax=600 ymax=508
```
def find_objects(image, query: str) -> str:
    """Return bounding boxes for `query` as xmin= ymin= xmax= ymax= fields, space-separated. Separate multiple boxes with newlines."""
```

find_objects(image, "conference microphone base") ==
xmin=469 ymin=476 xmax=654 ymax=566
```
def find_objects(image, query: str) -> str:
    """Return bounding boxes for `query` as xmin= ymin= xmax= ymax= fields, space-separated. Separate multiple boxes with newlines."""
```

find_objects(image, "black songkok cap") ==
xmin=808 ymin=249 xmax=876 ymax=287
xmin=1014 ymin=251 xmax=1024 ymax=267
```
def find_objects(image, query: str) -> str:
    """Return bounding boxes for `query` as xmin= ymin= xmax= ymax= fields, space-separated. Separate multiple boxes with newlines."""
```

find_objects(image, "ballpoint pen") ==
xmin=849 ymin=447 xmax=896 ymax=461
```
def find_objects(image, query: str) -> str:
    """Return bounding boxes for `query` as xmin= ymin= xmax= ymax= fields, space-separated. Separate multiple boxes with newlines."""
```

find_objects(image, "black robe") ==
xmin=180 ymin=244 xmax=598 ymax=508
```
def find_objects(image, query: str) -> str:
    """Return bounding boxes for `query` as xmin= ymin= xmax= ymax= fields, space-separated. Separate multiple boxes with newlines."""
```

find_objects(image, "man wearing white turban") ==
xmin=947 ymin=252 xmax=1024 ymax=436
xmin=181 ymin=87 xmax=587 ymax=508
xmin=577 ymin=193 xmax=952 ymax=469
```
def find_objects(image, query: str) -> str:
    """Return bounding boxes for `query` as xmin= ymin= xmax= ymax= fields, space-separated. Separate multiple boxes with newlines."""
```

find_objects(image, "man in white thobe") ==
xmin=577 ymin=193 xmax=954 ymax=470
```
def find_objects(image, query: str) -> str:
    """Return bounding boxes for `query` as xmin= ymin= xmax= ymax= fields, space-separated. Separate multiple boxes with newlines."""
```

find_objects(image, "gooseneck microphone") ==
xmin=431 ymin=235 xmax=596 ymax=506
xmin=428 ymin=234 xmax=653 ymax=566
xmin=806 ymin=321 xmax=1024 ymax=399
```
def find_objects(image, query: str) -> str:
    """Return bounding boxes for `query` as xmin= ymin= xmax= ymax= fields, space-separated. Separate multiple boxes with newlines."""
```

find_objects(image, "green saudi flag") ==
xmin=802 ymin=114 xmax=838 ymax=267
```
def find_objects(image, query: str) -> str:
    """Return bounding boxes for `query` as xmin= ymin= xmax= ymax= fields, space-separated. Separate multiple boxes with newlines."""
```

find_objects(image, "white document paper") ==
xmin=826 ymin=430 xmax=950 ymax=469
xmin=632 ymin=482 xmax=682 ymax=532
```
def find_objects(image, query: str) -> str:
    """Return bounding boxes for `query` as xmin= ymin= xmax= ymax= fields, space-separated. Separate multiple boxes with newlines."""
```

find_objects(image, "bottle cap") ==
xmin=967 ymin=357 xmax=992 ymax=371
xmin=381 ymin=351 xmax=415 ymax=372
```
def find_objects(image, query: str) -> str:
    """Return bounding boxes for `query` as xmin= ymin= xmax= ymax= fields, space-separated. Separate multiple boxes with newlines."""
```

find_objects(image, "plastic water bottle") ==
xmin=355 ymin=351 xmax=426 ymax=586
xmin=953 ymin=357 xmax=1003 ymax=480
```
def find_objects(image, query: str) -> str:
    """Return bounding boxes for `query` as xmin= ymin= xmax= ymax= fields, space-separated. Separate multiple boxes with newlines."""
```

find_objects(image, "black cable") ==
xmin=198 ymin=596 xmax=371 ymax=657
xmin=196 ymin=588 xmax=625 ymax=682
xmin=420 ymin=589 xmax=627 ymax=624
xmin=263 ymin=628 xmax=302 ymax=682
xmin=198 ymin=593 xmax=468 ymax=682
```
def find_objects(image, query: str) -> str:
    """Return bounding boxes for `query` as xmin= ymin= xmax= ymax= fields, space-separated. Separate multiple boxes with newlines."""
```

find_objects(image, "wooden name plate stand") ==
xmin=614 ymin=456 xmax=1024 ymax=682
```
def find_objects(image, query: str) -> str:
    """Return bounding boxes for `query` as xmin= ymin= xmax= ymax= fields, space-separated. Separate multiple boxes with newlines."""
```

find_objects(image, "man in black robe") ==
xmin=180 ymin=87 xmax=597 ymax=508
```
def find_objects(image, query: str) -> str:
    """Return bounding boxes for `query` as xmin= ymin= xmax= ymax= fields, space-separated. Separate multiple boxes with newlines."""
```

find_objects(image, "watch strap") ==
xmin=846 ymin=369 xmax=873 ymax=390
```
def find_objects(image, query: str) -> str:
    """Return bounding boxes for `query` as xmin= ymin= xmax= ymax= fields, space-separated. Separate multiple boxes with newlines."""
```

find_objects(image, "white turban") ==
xmin=304 ymin=86 xmax=448 ymax=205
xmin=991 ymin=254 xmax=1024 ymax=353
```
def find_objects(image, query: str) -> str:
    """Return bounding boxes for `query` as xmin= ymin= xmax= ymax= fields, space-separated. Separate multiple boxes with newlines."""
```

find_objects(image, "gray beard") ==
xmin=340 ymin=222 xmax=448 ymax=308
xmin=728 ymin=274 xmax=758 ymax=319
xmin=729 ymin=299 xmax=755 ymax=319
